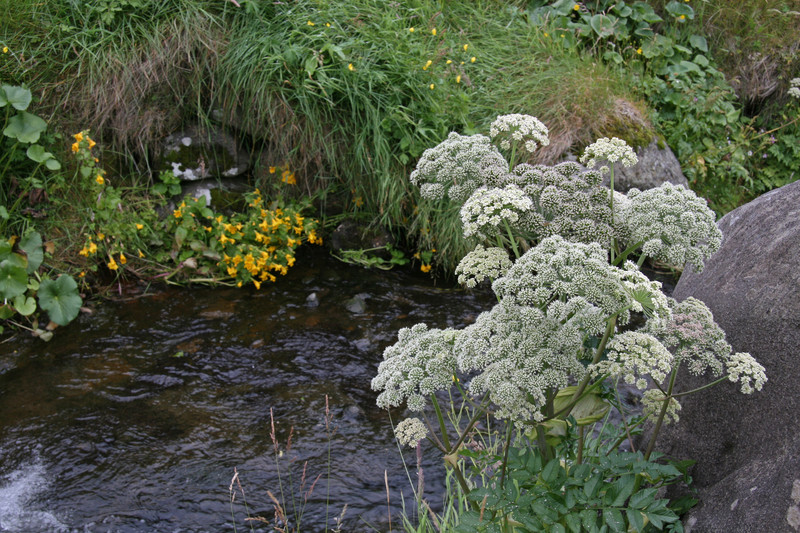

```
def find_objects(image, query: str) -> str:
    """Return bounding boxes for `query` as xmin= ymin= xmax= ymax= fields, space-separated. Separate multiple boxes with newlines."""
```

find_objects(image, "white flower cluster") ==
xmin=644 ymin=297 xmax=731 ymax=377
xmin=489 ymin=114 xmax=550 ymax=153
xmin=492 ymin=236 xmax=668 ymax=326
xmin=726 ymin=352 xmax=767 ymax=394
xmin=371 ymin=324 xmax=458 ymax=411
xmin=641 ymin=389 xmax=681 ymax=425
xmin=789 ymin=78 xmax=800 ymax=99
xmin=622 ymin=183 xmax=722 ymax=271
xmin=511 ymin=162 xmax=616 ymax=246
xmin=410 ymin=132 xmax=509 ymax=203
xmin=580 ymin=137 xmax=639 ymax=169
xmin=460 ymin=184 xmax=533 ymax=239
xmin=394 ymin=417 xmax=429 ymax=448
xmin=453 ymin=297 xmax=593 ymax=424
xmin=455 ymin=245 xmax=512 ymax=288
xmin=590 ymin=331 xmax=673 ymax=390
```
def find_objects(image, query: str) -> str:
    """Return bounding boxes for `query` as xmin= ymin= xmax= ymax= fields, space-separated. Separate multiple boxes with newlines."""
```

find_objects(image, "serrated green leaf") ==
xmin=626 ymin=509 xmax=645 ymax=532
xmin=550 ymin=523 xmax=566 ymax=533
xmin=542 ymin=458 xmax=565 ymax=486
xmin=584 ymin=474 xmax=602 ymax=498
xmin=603 ymin=508 xmax=626 ymax=533
xmin=581 ymin=509 xmax=599 ymax=530
xmin=628 ymin=488 xmax=657 ymax=509
xmin=610 ymin=474 xmax=635 ymax=507
xmin=3 ymin=111 xmax=47 ymax=143
xmin=565 ymin=513 xmax=583 ymax=533
xmin=37 ymin=275 xmax=82 ymax=326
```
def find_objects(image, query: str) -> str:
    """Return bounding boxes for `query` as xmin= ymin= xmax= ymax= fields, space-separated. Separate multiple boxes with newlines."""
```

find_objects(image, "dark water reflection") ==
xmin=0 ymin=247 xmax=494 ymax=532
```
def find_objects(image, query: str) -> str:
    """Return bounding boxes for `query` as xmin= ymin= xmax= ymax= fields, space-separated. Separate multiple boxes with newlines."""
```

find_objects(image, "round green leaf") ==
xmin=37 ymin=275 xmax=82 ymax=326
xmin=665 ymin=0 xmax=694 ymax=18
xmin=0 ymin=84 xmax=32 ymax=111
xmin=19 ymin=231 xmax=43 ymax=273
xmin=13 ymin=295 xmax=37 ymax=316
xmin=689 ymin=34 xmax=708 ymax=52
xmin=0 ymin=259 xmax=28 ymax=299
xmin=590 ymin=14 xmax=617 ymax=38
xmin=45 ymin=158 xmax=62 ymax=171
xmin=3 ymin=111 xmax=48 ymax=143
xmin=26 ymin=144 xmax=57 ymax=164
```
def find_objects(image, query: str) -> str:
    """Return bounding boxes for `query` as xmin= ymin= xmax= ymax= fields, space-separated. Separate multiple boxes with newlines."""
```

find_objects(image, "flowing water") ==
xmin=0 ymin=248 xmax=494 ymax=532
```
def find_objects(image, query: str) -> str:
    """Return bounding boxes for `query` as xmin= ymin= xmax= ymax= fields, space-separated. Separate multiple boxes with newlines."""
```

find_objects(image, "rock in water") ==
xmin=658 ymin=180 xmax=800 ymax=532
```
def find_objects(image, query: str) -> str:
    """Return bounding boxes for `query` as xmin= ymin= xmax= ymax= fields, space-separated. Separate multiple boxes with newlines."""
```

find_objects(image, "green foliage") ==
xmin=332 ymin=244 xmax=409 ymax=271
xmin=0 ymin=230 xmax=82 ymax=338
xmin=455 ymin=446 xmax=683 ymax=533
xmin=0 ymin=84 xmax=62 ymax=234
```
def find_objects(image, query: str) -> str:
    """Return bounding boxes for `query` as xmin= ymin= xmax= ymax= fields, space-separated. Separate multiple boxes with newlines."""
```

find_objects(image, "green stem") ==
xmin=498 ymin=422 xmax=514 ymax=489
xmin=577 ymin=425 xmax=585 ymax=465
xmin=670 ymin=374 xmax=731 ymax=398
xmin=503 ymin=219 xmax=520 ymax=259
xmin=431 ymin=394 xmax=452 ymax=452
xmin=612 ymin=240 xmax=644 ymax=267
xmin=569 ymin=316 xmax=617 ymax=404
xmin=644 ymin=363 xmax=679 ymax=461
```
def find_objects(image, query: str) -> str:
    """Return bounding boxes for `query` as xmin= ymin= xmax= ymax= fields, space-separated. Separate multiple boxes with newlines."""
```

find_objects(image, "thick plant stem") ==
xmin=644 ymin=364 xmax=679 ymax=461
xmin=431 ymin=394 xmax=452 ymax=451
xmin=498 ymin=423 xmax=514 ymax=489
xmin=570 ymin=316 xmax=617 ymax=404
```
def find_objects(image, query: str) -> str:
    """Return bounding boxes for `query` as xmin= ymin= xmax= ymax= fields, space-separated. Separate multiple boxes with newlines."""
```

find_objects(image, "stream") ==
xmin=0 ymin=247 xmax=494 ymax=533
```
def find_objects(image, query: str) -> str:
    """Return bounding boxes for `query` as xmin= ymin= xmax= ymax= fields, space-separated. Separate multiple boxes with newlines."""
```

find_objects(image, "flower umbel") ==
xmin=394 ymin=418 xmax=428 ymax=448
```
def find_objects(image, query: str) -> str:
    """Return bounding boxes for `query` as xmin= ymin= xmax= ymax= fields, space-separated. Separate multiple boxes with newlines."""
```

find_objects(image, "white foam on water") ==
xmin=0 ymin=461 xmax=69 ymax=532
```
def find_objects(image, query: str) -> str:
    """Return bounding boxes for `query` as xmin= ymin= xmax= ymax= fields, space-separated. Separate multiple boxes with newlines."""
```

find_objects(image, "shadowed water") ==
xmin=0 ymin=248 xmax=494 ymax=532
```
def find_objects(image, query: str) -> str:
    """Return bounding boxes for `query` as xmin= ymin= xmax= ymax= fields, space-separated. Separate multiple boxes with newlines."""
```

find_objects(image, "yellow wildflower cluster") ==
xmin=168 ymin=189 xmax=321 ymax=289
xmin=268 ymin=163 xmax=297 ymax=185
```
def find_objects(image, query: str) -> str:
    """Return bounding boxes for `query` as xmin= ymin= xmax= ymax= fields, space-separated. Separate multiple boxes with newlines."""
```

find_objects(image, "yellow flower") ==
xmin=470 ymin=56 xmax=476 ymax=63
xmin=79 ymin=246 xmax=90 ymax=257
xmin=429 ymin=83 xmax=435 ymax=90
xmin=96 ymin=175 xmax=105 ymax=185
xmin=136 ymin=223 xmax=144 ymax=230
xmin=348 ymin=63 xmax=355 ymax=71
xmin=446 ymin=59 xmax=452 ymax=64
xmin=88 ymin=138 xmax=96 ymax=148
xmin=88 ymin=241 xmax=97 ymax=254
xmin=423 ymin=59 xmax=432 ymax=70
xmin=463 ymin=44 xmax=468 ymax=51
xmin=281 ymin=170 xmax=297 ymax=185
xmin=71 ymin=142 xmax=79 ymax=153
xmin=107 ymin=257 xmax=119 ymax=271
xmin=97 ymin=233 xmax=105 ymax=240
xmin=78 ymin=271 xmax=86 ymax=278
xmin=573 ymin=4 xmax=580 ymax=10
xmin=253 ymin=279 xmax=261 ymax=289
xmin=269 ymin=166 xmax=276 ymax=174
xmin=431 ymin=28 xmax=437 ymax=36
xmin=2 ymin=46 xmax=8 ymax=54
xmin=326 ymin=22 xmax=331 ymax=27
xmin=544 ymin=32 xmax=549 ymax=37
xmin=307 ymin=20 xmax=315 ymax=26
xmin=73 ymin=132 xmax=84 ymax=142
xmin=138 ymin=249 xmax=144 ymax=258
xmin=420 ymin=264 xmax=432 ymax=273
xmin=119 ymin=253 xmax=127 ymax=265
xmin=456 ymin=75 xmax=462 ymax=83
xmin=679 ymin=14 xmax=686 ymax=20
xmin=636 ymin=48 xmax=643 ymax=54
xmin=409 ymin=27 xmax=415 ymax=32
xmin=173 ymin=209 xmax=182 ymax=218
xmin=237 ymin=281 xmax=243 ymax=287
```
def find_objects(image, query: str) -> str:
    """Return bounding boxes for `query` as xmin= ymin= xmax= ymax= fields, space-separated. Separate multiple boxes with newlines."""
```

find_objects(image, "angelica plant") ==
xmin=374 ymin=113 xmax=766 ymax=531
